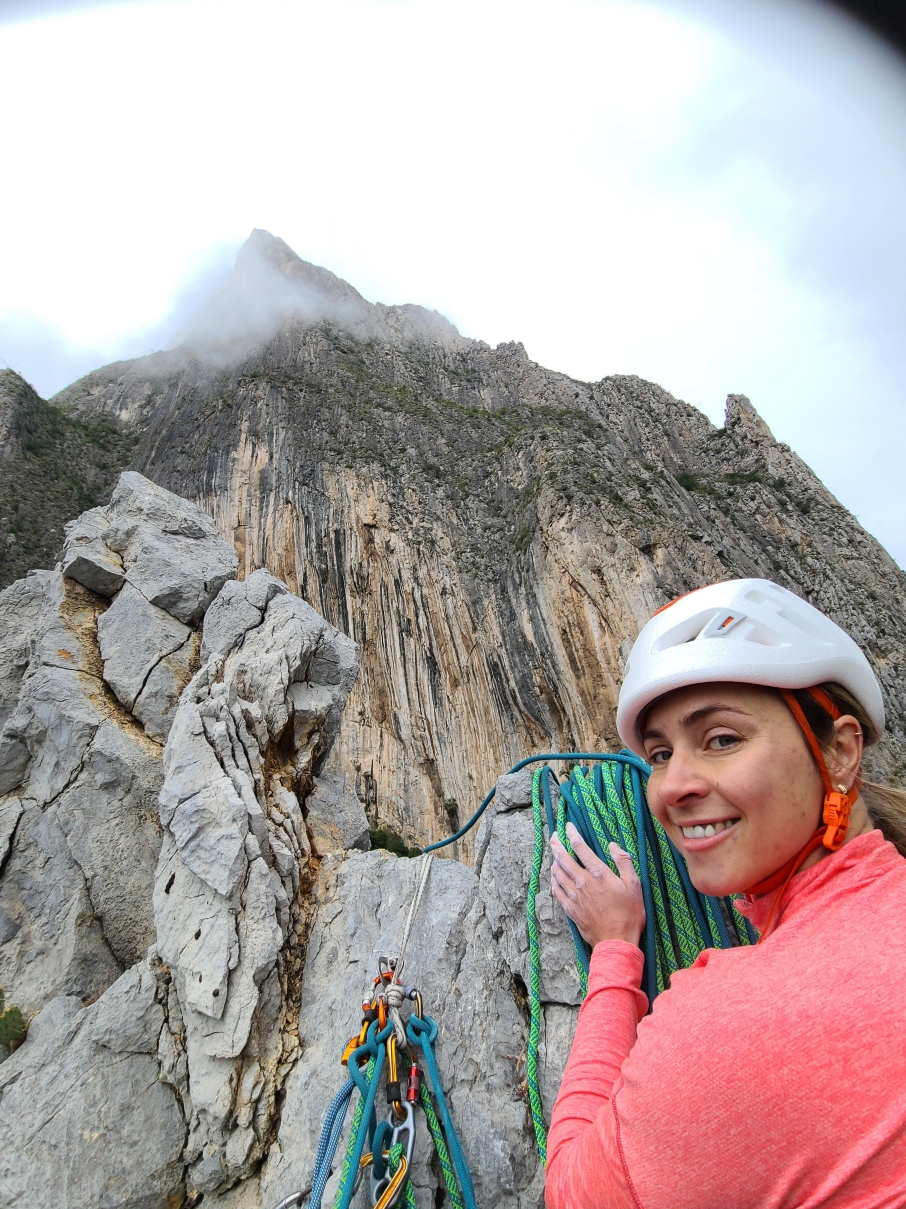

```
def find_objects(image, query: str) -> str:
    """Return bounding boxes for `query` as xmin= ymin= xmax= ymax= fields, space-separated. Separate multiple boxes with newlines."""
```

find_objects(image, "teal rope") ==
xmin=407 ymin=1015 xmax=477 ymax=1209
xmin=329 ymin=1014 xmax=475 ymax=1209
xmin=334 ymin=1022 xmax=394 ymax=1209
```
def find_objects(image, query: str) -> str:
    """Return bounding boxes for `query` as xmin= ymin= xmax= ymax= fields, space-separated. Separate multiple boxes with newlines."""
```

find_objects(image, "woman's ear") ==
xmin=825 ymin=715 xmax=864 ymax=789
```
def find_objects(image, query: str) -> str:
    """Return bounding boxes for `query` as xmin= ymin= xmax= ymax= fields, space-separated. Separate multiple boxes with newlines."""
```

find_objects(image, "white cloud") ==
xmin=0 ymin=0 xmax=904 ymax=561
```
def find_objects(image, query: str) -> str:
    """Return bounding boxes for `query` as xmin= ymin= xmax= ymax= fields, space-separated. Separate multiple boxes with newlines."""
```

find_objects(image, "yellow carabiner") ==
xmin=373 ymin=1155 xmax=408 ymax=1209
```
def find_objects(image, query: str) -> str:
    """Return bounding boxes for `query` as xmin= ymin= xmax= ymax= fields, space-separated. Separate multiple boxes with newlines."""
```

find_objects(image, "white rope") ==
xmin=386 ymin=853 xmax=433 ymax=1045
xmin=395 ymin=853 xmax=434 ymax=979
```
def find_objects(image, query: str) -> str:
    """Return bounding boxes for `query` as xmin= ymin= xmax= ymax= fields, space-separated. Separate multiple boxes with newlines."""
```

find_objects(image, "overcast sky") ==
xmin=1 ymin=0 xmax=905 ymax=564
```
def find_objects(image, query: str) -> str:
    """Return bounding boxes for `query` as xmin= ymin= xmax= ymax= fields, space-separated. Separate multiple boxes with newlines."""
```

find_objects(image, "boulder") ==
xmin=98 ymin=583 xmax=192 ymax=711
xmin=103 ymin=471 xmax=238 ymax=624
xmin=61 ymin=505 xmax=125 ymax=596
xmin=495 ymin=766 xmax=536 ymax=812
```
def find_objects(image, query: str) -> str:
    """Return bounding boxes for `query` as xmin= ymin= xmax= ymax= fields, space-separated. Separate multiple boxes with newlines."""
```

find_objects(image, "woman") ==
xmin=546 ymin=577 xmax=906 ymax=1209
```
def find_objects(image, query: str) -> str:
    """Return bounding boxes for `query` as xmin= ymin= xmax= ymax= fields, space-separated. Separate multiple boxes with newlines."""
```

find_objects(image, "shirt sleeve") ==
xmin=545 ymin=940 xmax=648 ymax=1209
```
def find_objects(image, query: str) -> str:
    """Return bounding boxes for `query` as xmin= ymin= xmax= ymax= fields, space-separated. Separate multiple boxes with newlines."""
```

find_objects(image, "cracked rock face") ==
xmin=0 ymin=474 xmax=583 ymax=1209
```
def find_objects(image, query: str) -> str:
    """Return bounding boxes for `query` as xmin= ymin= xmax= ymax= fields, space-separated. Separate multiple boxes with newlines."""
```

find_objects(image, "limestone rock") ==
xmin=62 ymin=505 xmax=125 ymax=596
xmin=98 ymin=582 xmax=192 ymax=711
xmin=477 ymin=801 xmax=582 ymax=1007
xmin=0 ymin=572 xmax=49 ymax=732
xmin=153 ymin=566 xmax=360 ymax=1194
xmin=0 ymin=476 xmax=589 ymax=1209
xmin=260 ymin=850 xmax=540 ymax=1209
xmin=0 ymin=714 xmax=164 ymax=1016
xmin=133 ymin=630 xmax=200 ymax=742
xmin=305 ymin=770 xmax=370 ymax=854
xmin=495 ymin=766 xmax=535 ymax=813
xmin=0 ymin=963 xmax=185 ymax=1208
xmin=200 ymin=572 xmax=289 ymax=663
xmin=104 ymin=471 xmax=238 ymax=624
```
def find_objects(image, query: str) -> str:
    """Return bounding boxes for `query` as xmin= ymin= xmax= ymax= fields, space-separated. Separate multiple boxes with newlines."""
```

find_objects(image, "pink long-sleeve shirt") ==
xmin=546 ymin=830 xmax=906 ymax=1209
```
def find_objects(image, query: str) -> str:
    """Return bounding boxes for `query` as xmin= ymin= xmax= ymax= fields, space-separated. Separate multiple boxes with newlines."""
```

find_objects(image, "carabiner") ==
xmin=369 ymin=1101 xmax=415 ymax=1209
xmin=273 ymin=1190 xmax=310 ymax=1209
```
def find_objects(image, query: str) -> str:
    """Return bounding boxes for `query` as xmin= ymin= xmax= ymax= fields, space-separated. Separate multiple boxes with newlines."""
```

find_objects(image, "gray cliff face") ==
xmin=0 ymin=476 xmax=576 ymax=1208
xmin=44 ymin=231 xmax=906 ymax=855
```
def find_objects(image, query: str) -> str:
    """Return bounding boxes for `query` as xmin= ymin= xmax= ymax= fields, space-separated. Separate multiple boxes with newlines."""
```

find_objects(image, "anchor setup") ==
xmin=275 ymin=856 xmax=476 ymax=1209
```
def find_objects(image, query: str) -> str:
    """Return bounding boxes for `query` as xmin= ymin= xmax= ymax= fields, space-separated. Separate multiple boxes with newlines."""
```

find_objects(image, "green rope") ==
xmin=526 ymin=769 xmax=549 ymax=1163
xmin=387 ymin=1141 xmax=418 ymax=1209
xmin=420 ymin=1084 xmax=466 ymax=1209
xmin=526 ymin=755 xmax=756 ymax=1162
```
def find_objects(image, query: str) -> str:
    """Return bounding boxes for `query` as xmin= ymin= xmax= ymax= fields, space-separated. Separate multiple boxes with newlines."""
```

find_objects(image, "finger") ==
xmin=608 ymin=843 xmax=640 ymax=886
xmin=565 ymin=823 xmax=612 ymax=879
xmin=550 ymin=835 xmax=583 ymax=882
xmin=550 ymin=865 xmax=577 ymax=902
xmin=550 ymin=876 xmax=577 ymax=916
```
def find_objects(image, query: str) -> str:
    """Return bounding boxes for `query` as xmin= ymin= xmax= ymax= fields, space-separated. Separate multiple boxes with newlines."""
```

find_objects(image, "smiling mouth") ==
xmin=680 ymin=819 xmax=740 ymax=839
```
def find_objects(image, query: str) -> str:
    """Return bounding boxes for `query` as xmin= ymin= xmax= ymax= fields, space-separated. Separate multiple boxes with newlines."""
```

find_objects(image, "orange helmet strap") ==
xmin=779 ymin=689 xmax=855 ymax=852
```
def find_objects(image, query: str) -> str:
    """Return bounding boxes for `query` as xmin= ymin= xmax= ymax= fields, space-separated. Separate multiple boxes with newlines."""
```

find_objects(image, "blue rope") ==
xmin=308 ymin=1077 xmax=355 ymax=1209
xmin=423 ymin=752 xmax=649 ymax=853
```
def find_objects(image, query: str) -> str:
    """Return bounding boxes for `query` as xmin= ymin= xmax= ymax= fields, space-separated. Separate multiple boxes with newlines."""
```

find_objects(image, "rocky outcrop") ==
xmin=41 ymin=231 xmax=906 ymax=858
xmin=0 ymin=477 xmax=583 ymax=1208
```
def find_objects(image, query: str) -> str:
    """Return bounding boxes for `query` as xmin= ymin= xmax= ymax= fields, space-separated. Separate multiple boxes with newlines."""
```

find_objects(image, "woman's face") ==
xmin=642 ymin=683 xmax=825 ymax=895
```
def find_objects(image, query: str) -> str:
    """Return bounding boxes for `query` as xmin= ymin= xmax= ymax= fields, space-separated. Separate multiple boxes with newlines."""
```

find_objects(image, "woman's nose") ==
xmin=653 ymin=748 xmax=710 ymax=810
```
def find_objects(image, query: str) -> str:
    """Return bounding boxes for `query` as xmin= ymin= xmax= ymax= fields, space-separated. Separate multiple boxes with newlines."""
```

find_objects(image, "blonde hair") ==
xmin=791 ymin=683 xmax=906 ymax=857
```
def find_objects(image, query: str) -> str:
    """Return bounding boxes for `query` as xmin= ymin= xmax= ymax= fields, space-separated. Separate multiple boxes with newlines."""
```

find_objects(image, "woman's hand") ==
xmin=550 ymin=822 xmax=646 ymax=949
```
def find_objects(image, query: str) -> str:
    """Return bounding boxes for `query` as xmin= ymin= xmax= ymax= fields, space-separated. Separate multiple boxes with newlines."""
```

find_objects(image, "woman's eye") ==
xmin=709 ymin=733 xmax=739 ymax=750
xmin=648 ymin=748 xmax=671 ymax=765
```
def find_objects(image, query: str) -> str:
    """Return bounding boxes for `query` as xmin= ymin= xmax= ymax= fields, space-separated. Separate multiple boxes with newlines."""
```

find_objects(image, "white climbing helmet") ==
xmin=616 ymin=578 xmax=885 ymax=755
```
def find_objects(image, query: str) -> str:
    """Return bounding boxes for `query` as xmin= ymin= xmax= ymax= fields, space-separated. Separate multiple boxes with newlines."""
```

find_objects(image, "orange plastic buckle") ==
xmin=822 ymin=791 xmax=852 ymax=851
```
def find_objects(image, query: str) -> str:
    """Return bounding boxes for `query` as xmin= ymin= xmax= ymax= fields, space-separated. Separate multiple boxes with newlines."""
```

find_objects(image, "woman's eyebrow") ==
xmin=642 ymin=704 xmax=752 ymax=743
xmin=679 ymin=704 xmax=751 ymax=728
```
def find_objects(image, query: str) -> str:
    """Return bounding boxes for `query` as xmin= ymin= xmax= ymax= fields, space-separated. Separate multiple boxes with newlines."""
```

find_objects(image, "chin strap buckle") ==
xmin=822 ymin=788 xmax=853 ymax=851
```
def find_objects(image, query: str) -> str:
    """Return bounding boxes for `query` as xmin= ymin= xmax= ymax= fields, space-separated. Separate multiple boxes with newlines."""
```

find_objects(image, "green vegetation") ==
xmin=0 ymin=985 xmax=26 ymax=1052
xmin=0 ymin=371 xmax=136 ymax=589
xmin=722 ymin=468 xmax=764 ymax=485
xmin=369 ymin=827 xmax=423 ymax=858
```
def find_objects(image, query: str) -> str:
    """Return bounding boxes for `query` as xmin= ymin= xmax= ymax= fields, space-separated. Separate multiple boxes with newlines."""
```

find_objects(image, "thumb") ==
xmin=609 ymin=843 xmax=639 ymax=884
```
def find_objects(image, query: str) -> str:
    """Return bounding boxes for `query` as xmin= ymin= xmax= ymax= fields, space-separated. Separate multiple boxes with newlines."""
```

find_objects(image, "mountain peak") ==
xmin=238 ymin=229 xmax=368 ymax=309
xmin=176 ymin=230 xmax=467 ymax=362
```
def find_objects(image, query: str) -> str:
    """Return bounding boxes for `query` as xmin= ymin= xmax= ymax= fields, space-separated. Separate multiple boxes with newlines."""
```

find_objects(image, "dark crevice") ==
xmin=131 ymin=629 xmax=194 ymax=715
xmin=0 ymin=809 xmax=25 ymax=878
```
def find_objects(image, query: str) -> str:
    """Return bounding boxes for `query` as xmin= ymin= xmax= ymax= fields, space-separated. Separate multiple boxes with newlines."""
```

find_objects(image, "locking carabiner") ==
xmin=369 ymin=1101 xmax=415 ymax=1209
